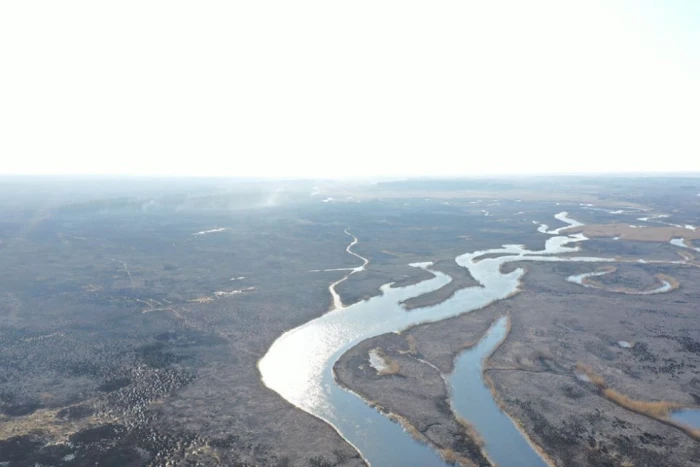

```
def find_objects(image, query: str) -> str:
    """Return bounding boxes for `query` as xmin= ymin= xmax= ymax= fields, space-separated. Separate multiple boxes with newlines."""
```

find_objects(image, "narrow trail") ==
xmin=327 ymin=228 xmax=369 ymax=310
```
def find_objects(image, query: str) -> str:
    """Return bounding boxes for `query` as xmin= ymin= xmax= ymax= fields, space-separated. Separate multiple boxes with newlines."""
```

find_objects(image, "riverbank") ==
xmin=333 ymin=315 xmax=495 ymax=467
xmin=484 ymin=260 xmax=700 ymax=466
xmin=401 ymin=259 xmax=480 ymax=310
xmin=334 ymin=255 xmax=700 ymax=466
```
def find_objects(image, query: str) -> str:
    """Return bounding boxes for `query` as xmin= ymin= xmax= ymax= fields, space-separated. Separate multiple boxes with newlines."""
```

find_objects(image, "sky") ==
xmin=1 ymin=1 xmax=699 ymax=179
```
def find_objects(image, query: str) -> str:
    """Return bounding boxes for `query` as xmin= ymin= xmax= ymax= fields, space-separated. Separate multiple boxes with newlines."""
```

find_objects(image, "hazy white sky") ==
xmin=1 ymin=1 xmax=698 ymax=178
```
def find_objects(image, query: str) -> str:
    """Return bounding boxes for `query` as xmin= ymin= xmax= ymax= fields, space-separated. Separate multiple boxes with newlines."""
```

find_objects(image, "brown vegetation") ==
xmin=575 ymin=362 xmax=607 ymax=387
xmin=378 ymin=358 xmax=401 ymax=376
xmin=404 ymin=334 xmax=419 ymax=354
xmin=564 ymin=224 xmax=700 ymax=243
xmin=0 ymin=403 xmax=115 ymax=443
xmin=454 ymin=415 xmax=485 ymax=448
xmin=657 ymin=273 xmax=680 ymax=289
xmin=378 ymin=359 xmax=400 ymax=376
xmin=344 ymin=188 xmax=646 ymax=208
xmin=372 ymin=348 xmax=401 ymax=376
xmin=390 ymin=412 xmax=424 ymax=442
xmin=373 ymin=406 xmax=477 ymax=466
xmin=438 ymin=448 xmax=479 ymax=467
xmin=365 ymin=397 xmax=484 ymax=467
xmin=574 ymin=362 xmax=700 ymax=440
xmin=602 ymin=388 xmax=680 ymax=418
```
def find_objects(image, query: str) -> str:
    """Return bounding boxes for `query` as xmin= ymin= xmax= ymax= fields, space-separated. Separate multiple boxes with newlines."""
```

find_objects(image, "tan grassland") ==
xmin=342 ymin=189 xmax=647 ymax=208
xmin=564 ymin=224 xmax=700 ymax=243
xmin=575 ymin=362 xmax=700 ymax=440
xmin=373 ymin=348 xmax=401 ymax=376
xmin=0 ymin=403 xmax=116 ymax=442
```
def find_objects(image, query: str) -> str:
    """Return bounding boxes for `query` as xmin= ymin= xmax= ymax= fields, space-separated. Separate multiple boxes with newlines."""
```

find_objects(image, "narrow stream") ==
xmin=671 ymin=237 xmax=700 ymax=253
xmin=328 ymin=229 xmax=370 ymax=309
xmin=567 ymin=270 xmax=673 ymax=294
xmin=449 ymin=316 xmax=548 ymax=467
xmin=258 ymin=213 xmax=636 ymax=466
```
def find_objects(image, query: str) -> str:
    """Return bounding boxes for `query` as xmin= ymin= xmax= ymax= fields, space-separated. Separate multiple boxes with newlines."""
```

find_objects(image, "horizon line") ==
xmin=2 ymin=171 xmax=700 ymax=181
xmin=0 ymin=170 xmax=700 ymax=181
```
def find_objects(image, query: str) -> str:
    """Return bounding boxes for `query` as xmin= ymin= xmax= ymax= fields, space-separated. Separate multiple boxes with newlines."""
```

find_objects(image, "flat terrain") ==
xmin=0 ymin=192 xmax=365 ymax=466
xmin=334 ymin=311 xmax=499 ymax=466
xmin=565 ymin=224 xmax=700 ymax=242
xmin=333 ymin=178 xmax=700 ymax=467
xmin=484 ymin=260 xmax=700 ymax=466
xmin=338 ymin=258 xmax=700 ymax=466
xmin=2 ymin=176 xmax=700 ymax=466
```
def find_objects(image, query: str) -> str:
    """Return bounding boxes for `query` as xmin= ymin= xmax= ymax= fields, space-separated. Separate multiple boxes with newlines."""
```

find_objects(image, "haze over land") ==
xmin=2 ymin=176 xmax=700 ymax=466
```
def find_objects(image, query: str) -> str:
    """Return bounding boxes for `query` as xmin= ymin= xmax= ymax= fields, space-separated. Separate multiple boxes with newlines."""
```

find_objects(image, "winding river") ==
xmin=566 ymin=269 xmax=674 ymax=294
xmin=449 ymin=316 xmax=548 ymax=467
xmin=258 ymin=214 xmax=645 ymax=466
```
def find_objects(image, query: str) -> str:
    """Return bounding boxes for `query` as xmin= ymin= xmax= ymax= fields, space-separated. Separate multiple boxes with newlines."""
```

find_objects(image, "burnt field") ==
xmin=1 ymin=175 xmax=699 ymax=466
xmin=0 ymin=178 xmax=566 ymax=466
xmin=483 ymin=259 xmax=700 ymax=466
xmin=330 ymin=178 xmax=700 ymax=467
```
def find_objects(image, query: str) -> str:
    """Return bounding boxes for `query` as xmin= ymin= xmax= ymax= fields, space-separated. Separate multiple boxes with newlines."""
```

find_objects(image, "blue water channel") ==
xmin=449 ymin=316 xmax=548 ymax=467
xmin=671 ymin=409 xmax=700 ymax=429
xmin=260 ymin=218 xmax=610 ymax=466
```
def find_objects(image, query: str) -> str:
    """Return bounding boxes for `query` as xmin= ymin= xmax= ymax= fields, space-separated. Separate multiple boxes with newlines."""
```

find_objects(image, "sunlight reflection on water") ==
xmin=259 ymin=213 xmax=638 ymax=465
